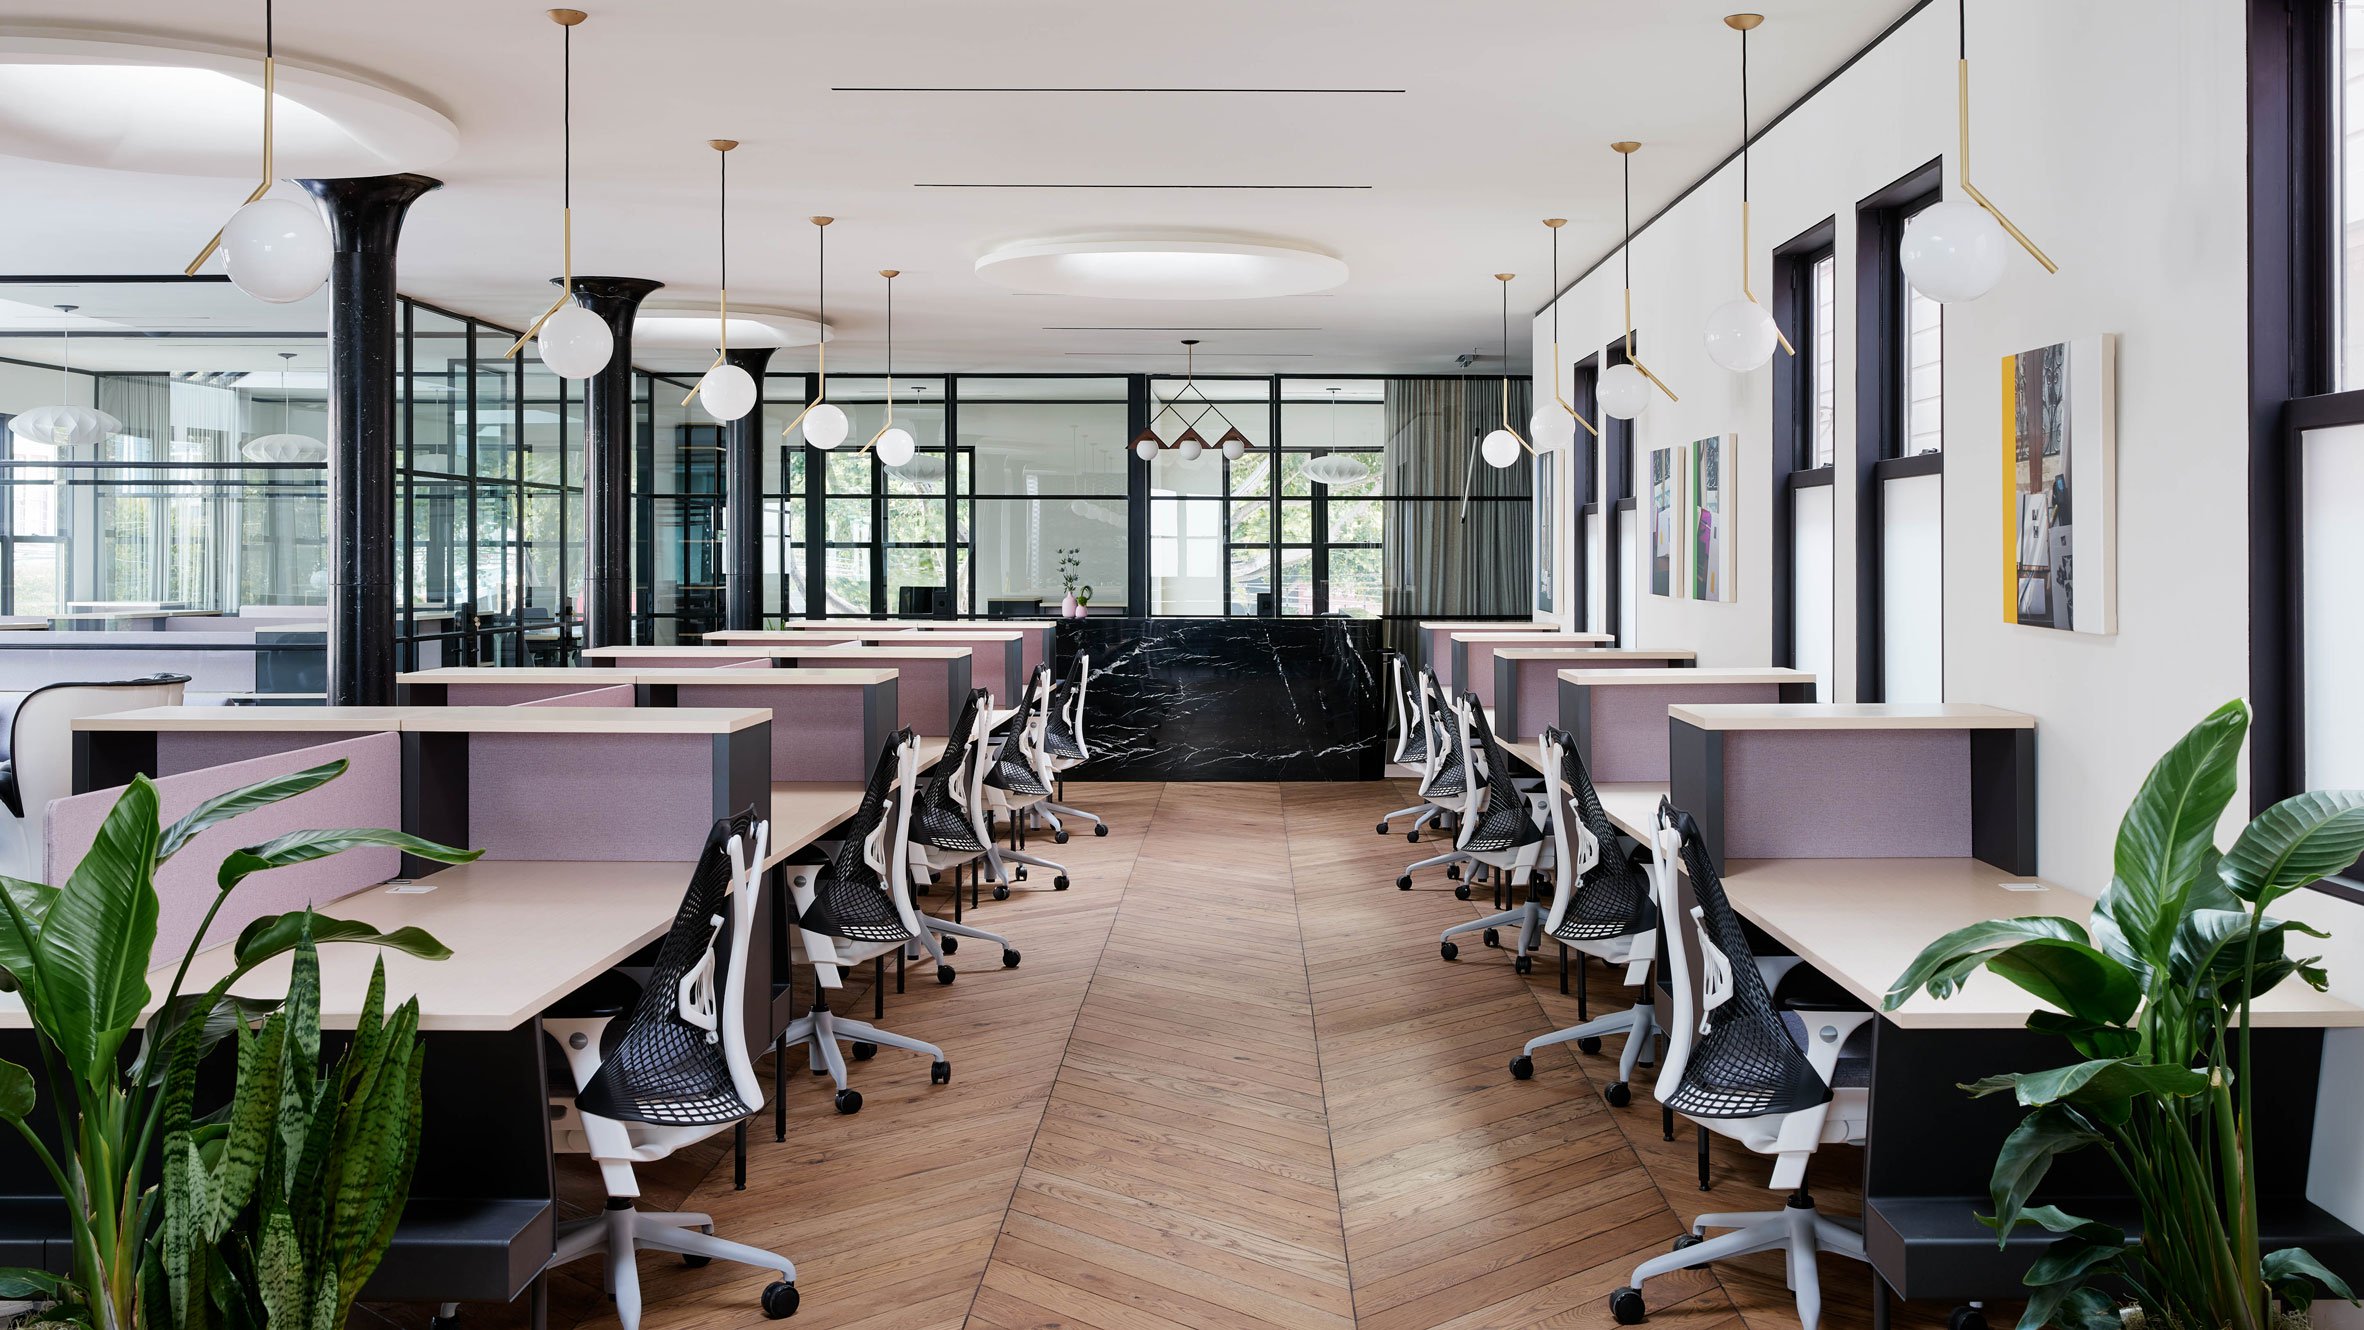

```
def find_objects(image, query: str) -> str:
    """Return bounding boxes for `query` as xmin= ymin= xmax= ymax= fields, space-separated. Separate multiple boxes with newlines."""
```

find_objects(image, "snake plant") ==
xmin=1888 ymin=701 xmax=2364 ymax=1330
xmin=0 ymin=759 xmax=477 ymax=1330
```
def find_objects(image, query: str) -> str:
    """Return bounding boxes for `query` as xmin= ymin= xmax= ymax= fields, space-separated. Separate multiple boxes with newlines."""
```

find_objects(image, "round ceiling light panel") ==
xmin=0 ymin=34 xmax=457 ymax=177
xmin=633 ymin=303 xmax=827 ymax=352
xmin=974 ymin=236 xmax=1347 ymax=301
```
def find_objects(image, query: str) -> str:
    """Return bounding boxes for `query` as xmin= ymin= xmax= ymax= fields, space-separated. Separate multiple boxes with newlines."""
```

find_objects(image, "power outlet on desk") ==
xmin=384 ymin=881 xmax=438 ymax=895
xmin=1998 ymin=880 xmax=2048 ymax=893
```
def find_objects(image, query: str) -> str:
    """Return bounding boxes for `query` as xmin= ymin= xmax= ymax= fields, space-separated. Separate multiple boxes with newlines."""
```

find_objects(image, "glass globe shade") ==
xmin=874 ymin=426 xmax=917 ymax=467
xmin=697 ymin=363 xmax=757 ymax=422
xmin=537 ymin=303 xmax=613 ymax=380
xmin=1703 ymin=298 xmax=1779 ymax=372
xmin=1177 ymin=437 xmax=1203 ymax=462
xmin=803 ymin=401 xmax=849 ymax=449
xmin=1598 ymin=362 xmax=1652 ymax=420
xmin=1133 ymin=438 xmax=1158 ymax=461
xmin=1480 ymin=428 xmax=1523 ymax=469
xmin=1222 ymin=438 xmax=1246 ymax=462
xmin=221 ymin=197 xmax=332 ymax=304
xmin=1899 ymin=198 xmax=2009 ymax=304
xmin=1529 ymin=409 xmax=1572 ymax=453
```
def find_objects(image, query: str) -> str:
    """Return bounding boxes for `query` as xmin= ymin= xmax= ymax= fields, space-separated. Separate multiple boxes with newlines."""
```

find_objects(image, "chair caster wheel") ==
xmin=1440 ymin=941 xmax=1459 ymax=961
xmin=937 ymin=966 xmax=956 ymax=985
xmin=1446 ymin=865 xmax=1461 ymax=880
xmin=1514 ymin=954 xmax=1532 ymax=975
xmin=1376 ymin=821 xmax=1390 ymax=835
xmin=834 ymin=1089 xmax=862 ymax=1115
xmin=1002 ymin=948 xmax=1021 ymax=968
xmin=1609 ymin=1287 xmax=1646 ymax=1325
xmin=1395 ymin=875 xmax=1412 ymax=890
xmin=1509 ymin=1055 xmax=1534 ymax=1080
xmin=931 ymin=1060 xmax=952 ymax=1085
xmin=682 ymin=1224 xmax=716 ymax=1266
xmin=1482 ymin=928 xmax=1500 ymax=948
xmin=1576 ymin=1036 xmax=1602 ymax=1055
xmin=1948 ymin=1308 xmax=1988 ymax=1330
xmin=993 ymin=885 xmax=1011 ymax=901
xmin=1671 ymin=1232 xmax=1706 ymax=1254
xmin=851 ymin=1041 xmax=878 ymax=1061
xmin=1054 ymin=875 xmax=1070 ymax=890
xmin=761 ymin=1280 xmax=800 ymax=1318
xmin=1014 ymin=868 xmax=1028 ymax=881
xmin=1603 ymin=1081 xmax=1631 ymax=1108
xmin=1406 ymin=830 xmax=1420 ymax=843
xmin=1453 ymin=884 xmax=1472 ymax=901
xmin=1093 ymin=824 xmax=1109 ymax=836
xmin=1054 ymin=829 xmax=1070 ymax=844
xmin=940 ymin=935 xmax=958 ymax=953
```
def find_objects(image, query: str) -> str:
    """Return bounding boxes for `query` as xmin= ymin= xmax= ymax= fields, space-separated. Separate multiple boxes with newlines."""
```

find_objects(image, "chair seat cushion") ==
xmin=1780 ymin=1011 xmax=1871 ymax=1089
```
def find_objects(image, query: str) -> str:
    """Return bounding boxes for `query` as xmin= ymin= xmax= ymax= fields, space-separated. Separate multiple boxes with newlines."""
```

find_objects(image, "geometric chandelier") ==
xmin=1130 ymin=340 xmax=1253 ymax=463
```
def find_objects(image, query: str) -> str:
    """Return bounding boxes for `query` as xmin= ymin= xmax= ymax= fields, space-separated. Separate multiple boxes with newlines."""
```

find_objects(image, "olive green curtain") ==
xmin=1379 ymin=378 xmax=1533 ymax=659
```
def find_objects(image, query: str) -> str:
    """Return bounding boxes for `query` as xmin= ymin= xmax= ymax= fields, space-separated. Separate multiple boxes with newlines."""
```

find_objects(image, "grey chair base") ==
xmin=1442 ymin=900 xmax=1542 ymax=957
xmin=1525 ymin=994 xmax=1660 ymax=1083
xmin=1626 ymin=1199 xmax=1865 ymax=1330
xmin=551 ymin=1205 xmax=794 ymax=1330
xmin=780 ymin=1001 xmax=944 ymax=1095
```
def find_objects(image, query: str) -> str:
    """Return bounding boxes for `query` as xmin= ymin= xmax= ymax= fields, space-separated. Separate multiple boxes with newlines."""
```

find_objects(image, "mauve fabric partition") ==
xmin=1720 ymin=729 xmax=1973 ymax=859
xmin=46 ymin=733 xmax=403 ymax=962
xmin=514 ymin=685 xmax=633 ymax=708
xmin=853 ymin=656 xmax=952 ymax=733
xmin=156 ymin=729 xmax=385 ymax=777
xmin=467 ymin=732 xmax=714 ymax=862
xmin=1587 ymin=683 xmax=1778 ymax=782
xmin=673 ymin=683 xmax=866 ymax=780
xmin=1498 ymin=651 xmax=1683 ymax=713
xmin=447 ymin=680 xmax=615 ymax=706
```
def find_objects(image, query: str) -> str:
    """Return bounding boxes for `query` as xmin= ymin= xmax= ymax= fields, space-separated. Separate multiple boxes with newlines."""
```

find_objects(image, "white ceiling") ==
xmin=0 ymin=0 xmax=1913 ymax=376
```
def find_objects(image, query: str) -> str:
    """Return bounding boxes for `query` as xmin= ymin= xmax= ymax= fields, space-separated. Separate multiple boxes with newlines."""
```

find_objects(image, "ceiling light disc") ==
xmin=974 ymin=236 xmax=1348 ymax=301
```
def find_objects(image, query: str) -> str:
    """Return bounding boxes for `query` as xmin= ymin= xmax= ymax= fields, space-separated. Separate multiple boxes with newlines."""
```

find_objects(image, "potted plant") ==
xmin=1074 ymin=584 xmax=1093 ymax=616
xmin=1887 ymin=701 xmax=2362 ymax=1330
xmin=0 ymin=760 xmax=477 ymax=1330
xmin=1056 ymin=548 xmax=1083 ymax=618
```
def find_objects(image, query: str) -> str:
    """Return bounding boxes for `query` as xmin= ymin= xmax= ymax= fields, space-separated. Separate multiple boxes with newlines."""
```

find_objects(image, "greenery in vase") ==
xmin=0 ymin=760 xmax=478 ymax=1330
xmin=1056 ymin=548 xmax=1081 ymax=598
xmin=1075 ymin=585 xmax=1092 ymax=607
xmin=1887 ymin=701 xmax=2362 ymax=1330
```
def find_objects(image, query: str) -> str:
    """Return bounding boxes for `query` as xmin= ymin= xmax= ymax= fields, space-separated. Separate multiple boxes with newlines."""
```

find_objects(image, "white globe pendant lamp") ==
xmin=1901 ymin=0 xmax=2058 ymax=304
xmin=864 ymin=269 xmax=921 ymax=469
xmin=1602 ymin=141 xmax=1679 ymax=421
xmin=8 ymin=308 xmax=122 ymax=451
xmin=1479 ymin=273 xmax=1533 ymax=470
xmin=682 ymin=139 xmax=756 ymax=422
xmin=786 ymin=217 xmax=849 ymax=447
xmin=241 ymin=351 xmax=327 ymax=463
xmin=186 ymin=0 xmax=332 ymax=304
xmin=874 ymin=427 xmax=916 ymax=468
xmin=501 ymin=9 xmax=612 ymax=379
xmin=1536 ymin=219 xmax=1602 ymax=449
xmin=1702 ymin=15 xmax=1795 ymax=375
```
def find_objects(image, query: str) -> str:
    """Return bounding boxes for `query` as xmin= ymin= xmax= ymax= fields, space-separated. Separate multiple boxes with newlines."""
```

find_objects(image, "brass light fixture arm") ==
xmin=187 ymin=12 xmax=280 ymax=277
xmin=1726 ymin=14 xmax=1795 ymax=357
xmin=1957 ymin=56 xmax=2056 ymax=273
xmin=861 ymin=270 xmax=900 ymax=454
xmin=1611 ymin=142 xmax=1680 ymax=404
xmin=784 ymin=217 xmax=836 ymax=437
xmin=1540 ymin=220 xmax=1602 ymax=438
xmin=507 ymin=11 xmax=590 ymax=358
xmin=1494 ymin=273 xmax=1537 ymax=456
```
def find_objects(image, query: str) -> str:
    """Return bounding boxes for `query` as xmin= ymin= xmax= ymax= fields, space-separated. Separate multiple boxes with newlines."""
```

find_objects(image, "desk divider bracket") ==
xmin=1970 ymin=727 xmax=2037 ymax=876
xmin=401 ymin=730 xmax=471 ymax=878
xmin=1666 ymin=718 xmax=1726 ymax=869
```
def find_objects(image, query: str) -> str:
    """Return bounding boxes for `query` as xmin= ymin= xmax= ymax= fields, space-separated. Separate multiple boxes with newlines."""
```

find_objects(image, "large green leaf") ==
xmin=1885 ymin=917 xmax=2094 ymax=1011
xmin=132 ymin=990 xmax=282 ymax=1087
xmin=2102 ymin=701 xmax=2247 ymax=971
xmin=0 ymin=1058 xmax=32 ymax=1122
xmin=2222 ymin=790 xmax=2364 ymax=910
xmin=231 ymin=912 xmax=451 ymax=972
xmin=0 ymin=1266 xmax=65 ymax=1299
xmin=2170 ymin=908 xmax=2329 ymax=1007
xmin=2023 ymin=1013 xmax=2139 ymax=1062
xmin=1987 ymin=1105 xmax=2105 ymax=1240
xmin=1985 ymin=938 xmax=2142 ymax=1027
xmin=0 ymin=876 xmax=57 ymax=1004
xmin=254 ymin=1205 xmax=305 ymax=1330
xmin=273 ymin=937 xmax=321 ymax=1198
xmin=2261 ymin=1246 xmax=2358 ymax=1312
xmin=156 ymin=760 xmax=349 ymax=864
xmin=217 ymin=828 xmax=480 ymax=893
xmin=1967 ymin=1058 xmax=2209 ymax=1128
xmin=39 ymin=776 xmax=163 ymax=1081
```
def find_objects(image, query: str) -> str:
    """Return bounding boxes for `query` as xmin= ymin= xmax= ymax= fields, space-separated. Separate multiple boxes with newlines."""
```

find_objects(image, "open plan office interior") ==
xmin=1 ymin=2 xmax=2362 ymax=1329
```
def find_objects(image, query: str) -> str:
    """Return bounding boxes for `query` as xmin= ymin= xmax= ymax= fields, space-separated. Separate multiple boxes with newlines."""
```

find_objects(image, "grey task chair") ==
xmin=543 ymin=811 xmax=802 ymax=1326
xmin=0 ymin=673 xmax=190 ymax=882
xmin=1608 ymin=800 xmax=1872 ymax=1330
xmin=1376 ymin=652 xmax=1444 ymax=839
xmin=1508 ymin=727 xmax=1661 ymax=1107
xmin=1032 ymin=653 xmax=1107 ymax=840
xmin=1435 ymin=696 xmax=1553 ymax=970
xmin=978 ymin=666 xmax=1070 ymax=893
xmin=902 ymin=686 xmax=1022 ymax=979
xmin=1393 ymin=667 xmax=1474 ymax=890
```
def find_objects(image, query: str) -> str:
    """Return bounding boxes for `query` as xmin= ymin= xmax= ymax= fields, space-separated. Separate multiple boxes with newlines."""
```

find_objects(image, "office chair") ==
xmin=979 ymin=667 xmax=1069 ymax=894
xmin=544 ymin=811 xmax=802 ymax=1325
xmin=0 ymin=673 xmax=190 ymax=882
xmin=780 ymin=732 xmax=952 ymax=1114
xmin=1394 ymin=669 xmax=1474 ymax=889
xmin=1436 ymin=696 xmax=1552 ymax=971
xmin=903 ymin=687 xmax=1021 ymax=979
xmin=1508 ymin=728 xmax=1662 ymax=1106
xmin=1032 ymin=653 xmax=1107 ymax=841
xmin=1609 ymin=799 xmax=1871 ymax=1330
xmin=1376 ymin=652 xmax=1445 ymax=839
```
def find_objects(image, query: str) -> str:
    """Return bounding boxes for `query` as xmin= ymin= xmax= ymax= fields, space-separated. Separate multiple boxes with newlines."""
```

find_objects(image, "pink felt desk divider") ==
xmin=668 ymin=681 xmax=869 ymax=781
xmin=464 ymin=730 xmax=719 ymax=863
xmin=155 ymin=728 xmax=388 ymax=777
xmin=1583 ymin=683 xmax=1780 ymax=782
xmin=513 ymin=684 xmax=632 ymax=708
xmin=1719 ymin=729 xmax=1974 ymax=859
xmin=45 ymin=733 xmax=404 ymax=964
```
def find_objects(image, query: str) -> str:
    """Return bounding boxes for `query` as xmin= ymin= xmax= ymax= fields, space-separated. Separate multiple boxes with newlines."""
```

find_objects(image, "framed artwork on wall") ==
xmin=1647 ymin=441 xmax=1688 ymax=599
xmin=2002 ymin=334 xmax=2117 ymax=634
xmin=1691 ymin=432 xmax=1736 ymax=602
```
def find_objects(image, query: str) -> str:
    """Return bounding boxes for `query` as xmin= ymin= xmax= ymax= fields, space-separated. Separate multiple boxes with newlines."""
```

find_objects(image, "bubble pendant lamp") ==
xmin=1533 ymin=219 xmax=1602 ymax=450
xmin=783 ymin=218 xmax=850 ymax=449
xmin=6 ymin=307 xmax=122 ymax=450
xmin=185 ymin=0 xmax=333 ymax=303
xmin=867 ymin=270 xmax=917 ymax=467
xmin=241 ymin=351 xmax=328 ymax=462
xmin=681 ymin=140 xmax=756 ymax=422
xmin=1899 ymin=0 xmax=2058 ymax=303
xmin=505 ymin=9 xmax=611 ymax=379
xmin=1598 ymin=142 xmax=1680 ymax=420
xmin=1702 ymin=14 xmax=1795 ymax=373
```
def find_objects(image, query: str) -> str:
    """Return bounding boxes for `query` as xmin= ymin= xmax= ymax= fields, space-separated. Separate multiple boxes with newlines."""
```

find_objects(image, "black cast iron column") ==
xmin=567 ymin=277 xmax=663 ymax=647
xmin=298 ymin=173 xmax=440 ymax=706
xmin=721 ymin=345 xmax=774 ymax=630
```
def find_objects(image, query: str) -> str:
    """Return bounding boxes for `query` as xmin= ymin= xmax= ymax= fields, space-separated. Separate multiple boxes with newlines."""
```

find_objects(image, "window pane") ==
xmin=1150 ymin=497 xmax=1222 ymax=615
xmin=1329 ymin=546 xmax=1383 ymax=615
xmin=1903 ymin=265 xmax=1945 ymax=456
xmin=1280 ymin=499 xmax=1314 ymax=544
xmin=1812 ymin=252 xmax=1838 ymax=468
xmin=970 ymin=496 xmax=1124 ymax=614
xmin=1228 ymin=547 xmax=1270 ymax=616
xmin=1277 ymin=547 xmax=1312 ymax=615
xmin=1229 ymin=500 xmax=1270 ymax=544
xmin=1328 ymin=498 xmax=1381 ymax=545
xmin=960 ymin=388 xmax=1129 ymax=495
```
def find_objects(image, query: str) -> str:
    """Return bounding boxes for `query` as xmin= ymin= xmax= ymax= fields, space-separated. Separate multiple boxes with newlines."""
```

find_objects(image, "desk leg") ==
xmin=773 ymin=1036 xmax=787 ymax=1143
xmin=1872 ymin=1272 xmax=1892 ymax=1330
xmin=530 ymin=1272 xmax=548 ymax=1330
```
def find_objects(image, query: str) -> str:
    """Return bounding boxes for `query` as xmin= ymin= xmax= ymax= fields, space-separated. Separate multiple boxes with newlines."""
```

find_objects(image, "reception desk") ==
xmin=1053 ymin=617 xmax=1380 ymax=780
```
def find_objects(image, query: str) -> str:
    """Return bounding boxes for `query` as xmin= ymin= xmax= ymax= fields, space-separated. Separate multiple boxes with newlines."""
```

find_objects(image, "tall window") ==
xmin=962 ymin=377 xmax=1129 ymax=617
xmin=1855 ymin=163 xmax=1946 ymax=703
xmin=1812 ymin=252 xmax=1840 ymax=467
xmin=1900 ymin=212 xmax=1946 ymax=457
xmin=1774 ymin=223 xmax=1838 ymax=696
xmin=2340 ymin=0 xmax=2364 ymax=387
xmin=1148 ymin=375 xmax=1267 ymax=615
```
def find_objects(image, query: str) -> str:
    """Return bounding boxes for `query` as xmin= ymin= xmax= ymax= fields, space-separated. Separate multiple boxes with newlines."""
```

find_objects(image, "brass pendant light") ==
xmin=683 ymin=139 xmax=756 ymax=421
xmin=1130 ymin=340 xmax=1251 ymax=462
xmin=1598 ymin=141 xmax=1679 ymax=420
xmin=507 ymin=9 xmax=611 ymax=378
xmin=783 ymin=217 xmax=850 ymax=448
xmin=1702 ymin=14 xmax=1796 ymax=373
xmin=1537 ymin=218 xmax=1602 ymax=446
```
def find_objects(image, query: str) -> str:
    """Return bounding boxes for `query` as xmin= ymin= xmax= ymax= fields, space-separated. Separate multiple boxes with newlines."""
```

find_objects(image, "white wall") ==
xmin=1533 ymin=0 xmax=2364 ymax=1230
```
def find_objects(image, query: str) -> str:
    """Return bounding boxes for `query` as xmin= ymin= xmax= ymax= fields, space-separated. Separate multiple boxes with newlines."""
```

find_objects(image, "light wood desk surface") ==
xmin=768 ymin=781 xmax=867 ymax=866
xmin=400 ymin=666 xmax=897 ymax=688
xmin=1561 ymin=667 xmax=1814 ymax=687
xmin=1449 ymin=631 xmax=1619 ymax=646
xmin=793 ymin=645 xmax=971 ymax=661
xmin=78 ymin=705 xmax=415 ymax=732
xmin=401 ymin=667 xmax=621 ymax=684
xmin=1668 ymin=701 xmax=2036 ymax=731
xmin=78 ymin=705 xmax=771 ymax=736
xmin=1493 ymin=646 xmax=1698 ymax=661
xmin=1418 ymin=620 xmax=1566 ymax=633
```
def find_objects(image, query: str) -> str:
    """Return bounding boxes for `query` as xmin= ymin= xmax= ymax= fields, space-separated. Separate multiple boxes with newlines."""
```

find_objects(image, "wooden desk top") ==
xmin=647 ymin=668 xmax=897 ymax=687
xmin=1419 ymin=620 xmax=1564 ymax=632
xmin=400 ymin=666 xmax=895 ymax=687
xmin=1561 ymin=667 xmax=1814 ymax=687
xmin=1593 ymin=781 xmax=1670 ymax=841
xmin=793 ymin=645 xmax=972 ymax=661
xmin=862 ymin=629 xmax=1024 ymax=643
xmin=1668 ymin=702 xmax=2036 ymax=732
xmin=1449 ymin=631 xmax=1618 ymax=645
xmin=1492 ymin=647 xmax=1698 ymax=662
xmin=767 ymin=781 xmax=867 ymax=867
xmin=78 ymin=705 xmax=414 ymax=732
xmin=77 ymin=705 xmax=771 ymax=736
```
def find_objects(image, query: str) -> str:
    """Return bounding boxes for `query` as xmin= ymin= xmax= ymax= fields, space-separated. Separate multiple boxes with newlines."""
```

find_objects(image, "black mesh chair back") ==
xmin=1543 ymin=727 xmax=1656 ymax=942
xmin=1656 ymin=799 xmax=1831 ymax=1120
xmin=576 ymin=809 xmax=762 ymax=1128
xmin=1042 ymin=655 xmax=1087 ymax=761
xmin=914 ymin=688 xmax=988 ymax=851
xmin=1460 ymin=695 xmax=1542 ymax=853
xmin=800 ymin=733 xmax=920 ymax=945
xmin=1386 ymin=651 xmax=1427 ymax=765
xmin=986 ymin=668 xmax=1051 ymax=796
xmin=1419 ymin=667 xmax=1465 ymax=800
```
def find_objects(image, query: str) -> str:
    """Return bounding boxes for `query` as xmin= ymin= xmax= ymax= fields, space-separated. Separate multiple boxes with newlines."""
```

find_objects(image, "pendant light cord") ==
xmin=717 ymin=150 xmax=727 ymax=294
xmin=1740 ymin=23 xmax=1750 ymax=204
xmin=1959 ymin=0 xmax=1967 ymax=61
xmin=265 ymin=0 xmax=274 ymax=59
xmin=1622 ymin=151 xmax=1631 ymax=291
xmin=885 ymin=274 xmax=893 ymax=381
xmin=561 ymin=22 xmax=571 ymax=213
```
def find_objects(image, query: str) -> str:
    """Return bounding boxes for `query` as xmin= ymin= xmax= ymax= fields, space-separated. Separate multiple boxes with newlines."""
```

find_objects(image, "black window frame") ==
xmin=1771 ymin=219 xmax=1838 ymax=673
xmin=1852 ymin=159 xmax=1944 ymax=702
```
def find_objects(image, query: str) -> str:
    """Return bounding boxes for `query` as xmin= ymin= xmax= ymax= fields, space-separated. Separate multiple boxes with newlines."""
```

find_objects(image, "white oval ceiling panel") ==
xmin=633 ymin=303 xmax=828 ymax=352
xmin=974 ymin=236 xmax=1348 ymax=301
xmin=0 ymin=34 xmax=458 ymax=177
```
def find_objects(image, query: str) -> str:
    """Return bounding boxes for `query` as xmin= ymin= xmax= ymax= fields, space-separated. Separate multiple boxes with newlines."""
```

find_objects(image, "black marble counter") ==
xmin=1054 ymin=617 xmax=1381 ymax=781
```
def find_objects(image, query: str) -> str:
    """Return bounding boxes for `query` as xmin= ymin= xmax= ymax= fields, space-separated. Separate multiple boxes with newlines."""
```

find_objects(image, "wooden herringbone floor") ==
xmin=365 ymin=780 xmax=1944 ymax=1330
